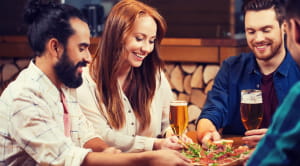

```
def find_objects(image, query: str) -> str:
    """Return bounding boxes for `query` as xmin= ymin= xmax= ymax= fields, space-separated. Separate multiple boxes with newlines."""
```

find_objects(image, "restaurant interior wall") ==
xmin=0 ymin=0 xmax=248 ymax=130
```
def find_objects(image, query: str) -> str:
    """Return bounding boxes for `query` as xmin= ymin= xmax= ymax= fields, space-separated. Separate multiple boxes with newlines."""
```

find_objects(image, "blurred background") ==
xmin=0 ymin=0 xmax=245 ymax=39
xmin=0 ymin=1 xmax=249 ymax=128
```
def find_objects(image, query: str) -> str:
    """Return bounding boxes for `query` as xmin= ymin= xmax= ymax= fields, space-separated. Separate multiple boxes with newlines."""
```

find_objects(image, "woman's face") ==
xmin=124 ymin=15 xmax=157 ymax=68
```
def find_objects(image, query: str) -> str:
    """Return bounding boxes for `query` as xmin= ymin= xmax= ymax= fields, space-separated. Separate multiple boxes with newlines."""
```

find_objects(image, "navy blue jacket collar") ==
xmin=246 ymin=51 xmax=295 ymax=77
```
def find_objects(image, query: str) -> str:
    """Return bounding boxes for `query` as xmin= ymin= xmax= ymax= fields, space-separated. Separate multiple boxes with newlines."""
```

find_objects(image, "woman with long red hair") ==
xmin=77 ymin=0 xmax=190 ymax=152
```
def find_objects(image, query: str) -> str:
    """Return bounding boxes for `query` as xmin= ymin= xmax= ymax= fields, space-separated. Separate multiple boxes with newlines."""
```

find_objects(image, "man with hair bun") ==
xmin=0 ymin=0 xmax=191 ymax=165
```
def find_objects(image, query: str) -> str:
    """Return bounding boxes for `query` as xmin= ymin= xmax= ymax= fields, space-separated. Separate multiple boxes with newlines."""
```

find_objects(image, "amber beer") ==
xmin=240 ymin=89 xmax=263 ymax=130
xmin=169 ymin=100 xmax=188 ymax=136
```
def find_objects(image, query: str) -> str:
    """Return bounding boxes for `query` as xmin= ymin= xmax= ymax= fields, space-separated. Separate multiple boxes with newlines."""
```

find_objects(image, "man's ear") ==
xmin=47 ymin=38 xmax=60 ymax=57
xmin=282 ymin=21 xmax=287 ymax=34
xmin=295 ymin=19 xmax=300 ymax=45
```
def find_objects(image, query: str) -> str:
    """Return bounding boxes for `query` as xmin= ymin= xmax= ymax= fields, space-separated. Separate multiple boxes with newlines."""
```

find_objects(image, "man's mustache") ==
xmin=75 ymin=60 xmax=88 ymax=68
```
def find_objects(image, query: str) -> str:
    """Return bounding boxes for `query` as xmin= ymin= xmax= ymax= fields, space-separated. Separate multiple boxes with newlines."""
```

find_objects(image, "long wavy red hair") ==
xmin=90 ymin=0 xmax=167 ymax=131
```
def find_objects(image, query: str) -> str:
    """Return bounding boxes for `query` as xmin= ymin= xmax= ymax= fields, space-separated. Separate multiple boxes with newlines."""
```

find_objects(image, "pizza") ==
xmin=181 ymin=139 xmax=250 ymax=166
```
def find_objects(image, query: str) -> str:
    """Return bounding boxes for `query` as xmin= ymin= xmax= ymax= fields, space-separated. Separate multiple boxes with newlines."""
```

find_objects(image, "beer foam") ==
xmin=170 ymin=100 xmax=188 ymax=106
xmin=241 ymin=90 xmax=262 ymax=104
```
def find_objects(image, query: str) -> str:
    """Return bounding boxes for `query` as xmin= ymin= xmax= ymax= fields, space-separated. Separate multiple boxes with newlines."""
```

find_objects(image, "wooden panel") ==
xmin=0 ymin=43 xmax=33 ymax=58
xmin=160 ymin=46 xmax=218 ymax=63
xmin=0 ymin=36 xmax=249 ymax=65
xmin=220 ymin=46 xmax=250 ymax=63
xmin=161 ymin=38 xmax=201 ymax=46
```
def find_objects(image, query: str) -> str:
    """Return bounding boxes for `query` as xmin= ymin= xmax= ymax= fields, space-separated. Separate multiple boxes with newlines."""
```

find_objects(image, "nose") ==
xmin=254 ymin=31 xmax=265 ymax=42
xmin=84 ymin=49 xmax=92 ymax=63
xmin=141 ymin=42 xmax=153 ymax=54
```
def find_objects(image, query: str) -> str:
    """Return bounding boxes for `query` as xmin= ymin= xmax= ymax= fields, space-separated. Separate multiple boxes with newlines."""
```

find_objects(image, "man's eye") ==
xmin=247 ymin=31 xmax=255 ymax=35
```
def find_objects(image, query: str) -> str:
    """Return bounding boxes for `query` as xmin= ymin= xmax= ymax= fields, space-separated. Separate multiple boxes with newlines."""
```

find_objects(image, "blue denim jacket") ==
xmin=198 ymin=51 xmax=300 ymax=135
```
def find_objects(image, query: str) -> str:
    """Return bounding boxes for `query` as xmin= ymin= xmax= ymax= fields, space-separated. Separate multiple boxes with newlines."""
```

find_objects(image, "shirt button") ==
xmin=131 ymin=122 xmax=134 ymax=125
xmin=128 ymin=110 xmax=131 ymax=113
xmin=132 ymin=134 xmax=135 ymax=137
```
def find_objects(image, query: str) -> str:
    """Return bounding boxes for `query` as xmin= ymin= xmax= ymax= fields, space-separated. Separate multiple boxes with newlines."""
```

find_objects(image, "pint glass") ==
xmin=169 ymin=100 xmax=188 ymax=136
xmin=240 ymin=89 xmax=263 ymax=130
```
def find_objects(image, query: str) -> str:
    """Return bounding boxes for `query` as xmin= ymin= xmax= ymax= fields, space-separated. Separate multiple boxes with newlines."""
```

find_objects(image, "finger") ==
xmin=201 ymin=132 xmax=212 ymax=144
xmin=174 ymin=151 xmax=192 ymax=163
xmin=103 ymin=147 xmax=122 ymax=153
xmin=243 ymin=136 xmax=260 ymax=147
xmin=181 ymin=134 xmax=193 ymax=143
xmin=245 ymin=128 xmax=268 ymax=136
xmin=242 ymin=134 xmax=264 ymax=142
xmin=246 ymin=140 xmax=259 ymax=147
xmin=165 ymin=139 xmax=184 ymax=150
xmin=115 ymin=149 xmax=122 ymax=153
xmin=169 ymin=135 xmax=179 ymax=142
xmin=211 ymin=131 xmax=221 ymax=141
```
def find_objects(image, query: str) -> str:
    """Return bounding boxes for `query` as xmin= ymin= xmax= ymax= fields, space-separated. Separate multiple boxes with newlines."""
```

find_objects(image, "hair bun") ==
xmin=24 ymin=0 xmax=42 ymax=24
xmin=24 ymin=0 xmax=58 ymax=24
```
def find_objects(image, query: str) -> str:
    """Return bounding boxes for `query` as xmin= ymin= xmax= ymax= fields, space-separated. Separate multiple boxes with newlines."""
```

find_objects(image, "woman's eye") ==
xmin=136 ymin=37 xmax=143 ymax=41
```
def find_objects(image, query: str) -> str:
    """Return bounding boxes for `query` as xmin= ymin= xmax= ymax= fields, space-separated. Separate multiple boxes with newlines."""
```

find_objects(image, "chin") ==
xmin=131 ymin=62 xmax=143 ymax=68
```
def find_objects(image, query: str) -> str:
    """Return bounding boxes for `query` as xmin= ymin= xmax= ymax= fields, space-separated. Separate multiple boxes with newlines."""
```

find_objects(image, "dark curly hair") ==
xmin=24 ymin=0 xmax=86 ymax=57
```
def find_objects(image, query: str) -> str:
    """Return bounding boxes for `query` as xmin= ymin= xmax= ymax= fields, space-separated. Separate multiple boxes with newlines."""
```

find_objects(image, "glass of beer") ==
xmin=240 ymin=89 xmax=263 ymax=130
xmin=169 ymin=100 xmax=188 ymax=136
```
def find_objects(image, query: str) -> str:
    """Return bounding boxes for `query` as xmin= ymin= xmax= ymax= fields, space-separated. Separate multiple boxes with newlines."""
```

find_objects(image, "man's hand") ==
xmin=201 ymin=131 xmax=221 ymax=145
xmin=242 ymin=128 xmax=267 ymax=147
xmin=196 ymin=118 xmax=221 ymax=144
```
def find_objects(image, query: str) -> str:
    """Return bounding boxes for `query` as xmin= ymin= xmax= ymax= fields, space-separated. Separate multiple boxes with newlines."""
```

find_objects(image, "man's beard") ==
xmin=54 ymin=51 xmax=88 ymax=88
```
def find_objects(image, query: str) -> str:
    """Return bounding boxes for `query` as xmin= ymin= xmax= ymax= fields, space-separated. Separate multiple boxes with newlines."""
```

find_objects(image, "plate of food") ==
xmin=181 ymin=139 xmax=250 ymax=166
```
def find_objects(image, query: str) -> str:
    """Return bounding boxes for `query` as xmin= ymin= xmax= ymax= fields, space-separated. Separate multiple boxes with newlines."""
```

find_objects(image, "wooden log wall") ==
xmin=0 ymin=36 xmax=249 ymax=131
xmin=163 ymin=62 xmax=219 ymax=131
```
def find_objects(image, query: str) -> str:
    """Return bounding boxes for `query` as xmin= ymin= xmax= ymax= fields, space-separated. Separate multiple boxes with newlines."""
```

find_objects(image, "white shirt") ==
xmin=0 ymin=61 xmax=100 ymax=166
xmin=77 ymin=68 xmax=174 ymax=152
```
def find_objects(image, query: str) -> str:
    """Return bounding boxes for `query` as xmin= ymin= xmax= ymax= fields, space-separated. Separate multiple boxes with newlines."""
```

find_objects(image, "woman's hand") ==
xmin=153 ymin=134 xmax=194 ymax=150
xmin=153 ymin=136 xmax=182 ymax=150
xmin=102 ymin=147 xmax=122 ymax=154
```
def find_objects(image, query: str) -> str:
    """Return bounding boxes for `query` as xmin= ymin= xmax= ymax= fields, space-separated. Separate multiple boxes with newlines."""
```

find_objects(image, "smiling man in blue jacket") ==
xmin=196 ymin=0 xmax=300 ymax=147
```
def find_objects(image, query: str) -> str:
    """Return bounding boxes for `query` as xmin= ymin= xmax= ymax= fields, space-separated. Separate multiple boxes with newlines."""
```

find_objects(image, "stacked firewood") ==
xmin=164 ymin=62 xmax=220 ymax=131
xmin=0 ymin=58 xmax=29 ymax=94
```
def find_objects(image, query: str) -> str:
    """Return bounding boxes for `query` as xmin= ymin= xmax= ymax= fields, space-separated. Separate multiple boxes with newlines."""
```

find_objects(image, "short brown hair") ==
xmin=242 ymin=0 xmax=285 ymax=25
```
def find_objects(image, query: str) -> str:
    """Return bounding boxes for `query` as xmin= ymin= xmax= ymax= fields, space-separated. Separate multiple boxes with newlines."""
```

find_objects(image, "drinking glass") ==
xmin=240 ymin=89 xmax=263 ymax=130
xmin=169 ymin=100 xmax=188 ymax=136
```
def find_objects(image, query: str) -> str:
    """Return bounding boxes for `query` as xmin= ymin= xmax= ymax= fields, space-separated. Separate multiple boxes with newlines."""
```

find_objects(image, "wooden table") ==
xmin=186 ymin=131 xmax=245 ymax=147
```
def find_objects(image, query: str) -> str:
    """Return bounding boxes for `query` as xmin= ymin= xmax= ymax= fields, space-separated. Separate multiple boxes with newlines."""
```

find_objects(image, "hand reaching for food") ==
xmin=153 ymin=134 xmax=193 ymax=150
